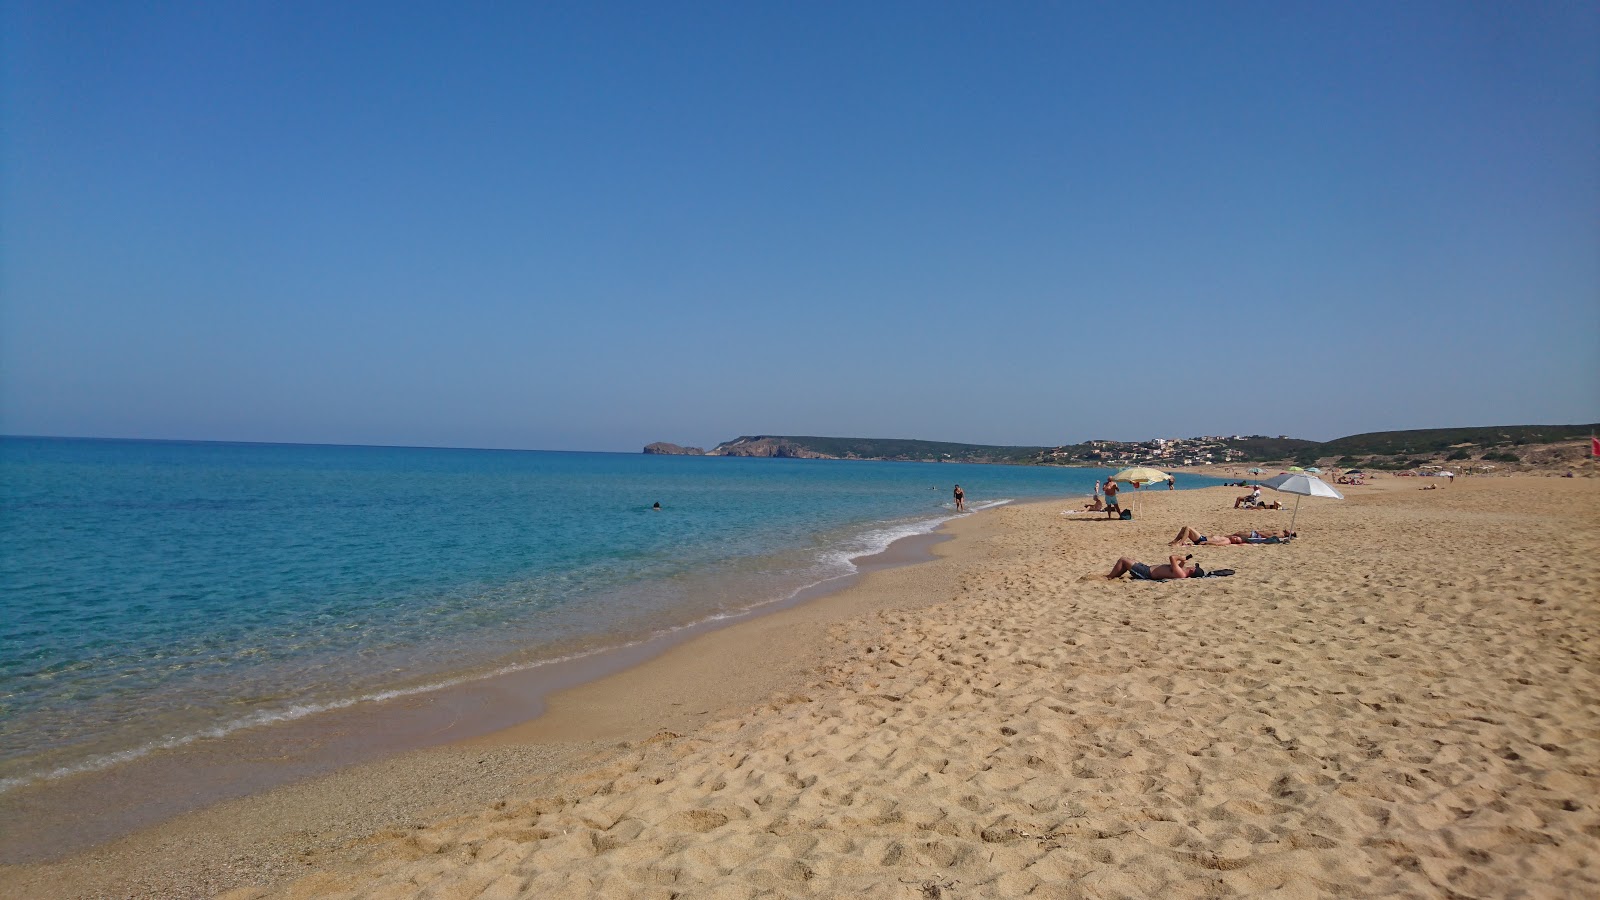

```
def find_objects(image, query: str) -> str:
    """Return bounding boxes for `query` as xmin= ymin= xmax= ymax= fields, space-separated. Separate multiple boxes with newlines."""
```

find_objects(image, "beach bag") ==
xmin=1119 ymin=509 xmax=1133 ymax=520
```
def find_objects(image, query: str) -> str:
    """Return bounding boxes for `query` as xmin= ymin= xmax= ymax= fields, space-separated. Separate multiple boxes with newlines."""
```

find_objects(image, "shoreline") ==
xmin=0 ymin=497 xmax=1043 ymax=894
xmin=236 ymin=476 xmax=1597 ymax=897
xmin=12 ymin=477 xmax=1595 ymax=897
xmin=0 ymin=523 xmax=959 ymax=862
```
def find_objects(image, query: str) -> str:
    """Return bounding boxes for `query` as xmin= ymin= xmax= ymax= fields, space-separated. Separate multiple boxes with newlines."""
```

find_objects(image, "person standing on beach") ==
xmin=1103 ymin=479 xmax=1124 ymax=518
xmin=953 ymin=484 xmax=966 ymax=511
xmin=1167 ymin=476 xmax=1176 ymax=491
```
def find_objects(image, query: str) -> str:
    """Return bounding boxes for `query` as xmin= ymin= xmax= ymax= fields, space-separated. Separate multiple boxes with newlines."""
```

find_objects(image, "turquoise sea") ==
xmin=0 ymin=437 xmax=1208 ymax=792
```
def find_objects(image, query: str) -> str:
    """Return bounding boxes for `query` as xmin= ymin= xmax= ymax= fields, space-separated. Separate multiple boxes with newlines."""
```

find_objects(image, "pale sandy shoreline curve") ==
xmin=0 ymin=499 xmax=1020 ymax=897
xmin=6 ymin=476 xmax=1599 ymax=898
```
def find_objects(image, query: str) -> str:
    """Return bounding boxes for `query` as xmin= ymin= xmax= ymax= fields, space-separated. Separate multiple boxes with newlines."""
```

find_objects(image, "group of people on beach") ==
xmin=1081 ymin=478 xmax=1122 ymax=516
xmin=1080 ymin=474 xmax=1179 ymax=519
xmin=1105 ymin=524 xmax=1294 ymax=581
xmin=1095 ymin=471 xmax=1300 ymax=580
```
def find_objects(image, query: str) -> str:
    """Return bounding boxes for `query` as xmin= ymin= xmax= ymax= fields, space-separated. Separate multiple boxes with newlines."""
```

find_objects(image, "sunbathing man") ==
xmin=1169 ymin=526 xmax=1295 ymax=546
xmin=1107 ymin=554 xmax=1200 ymax=581
xmin=1234 ymin=487 xmax=1262 ymax=508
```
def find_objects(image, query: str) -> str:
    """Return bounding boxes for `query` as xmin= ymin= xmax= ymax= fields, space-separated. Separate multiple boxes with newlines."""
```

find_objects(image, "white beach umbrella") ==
xmin=1260 ymin=472 xmax=1344 ymax=532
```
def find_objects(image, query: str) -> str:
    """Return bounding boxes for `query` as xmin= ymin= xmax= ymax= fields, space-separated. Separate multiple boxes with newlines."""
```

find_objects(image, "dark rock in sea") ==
xmin=643 ymin=442 xmax=705 ymax=455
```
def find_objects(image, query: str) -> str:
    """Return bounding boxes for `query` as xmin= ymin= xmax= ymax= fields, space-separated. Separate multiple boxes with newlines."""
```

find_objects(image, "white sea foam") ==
xmin=0 ymin=643 xmax=629 ymax=794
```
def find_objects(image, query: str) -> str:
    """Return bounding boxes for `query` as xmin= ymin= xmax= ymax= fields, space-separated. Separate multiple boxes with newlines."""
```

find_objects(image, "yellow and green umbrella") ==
xmin=1109 ymin=467 xmax=1169 ymax=515
xmin=1109 ymin=466 xmax=1170 ymax=486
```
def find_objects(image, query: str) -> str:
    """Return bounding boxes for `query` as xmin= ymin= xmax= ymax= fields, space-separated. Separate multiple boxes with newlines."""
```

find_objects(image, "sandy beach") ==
xmin=6 ymin=474 xmax=1598 ymax=898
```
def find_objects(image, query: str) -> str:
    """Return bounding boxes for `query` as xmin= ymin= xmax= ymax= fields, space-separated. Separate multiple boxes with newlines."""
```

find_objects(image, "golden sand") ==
xmin=8 ymin=475 xmax=1598 ymax=898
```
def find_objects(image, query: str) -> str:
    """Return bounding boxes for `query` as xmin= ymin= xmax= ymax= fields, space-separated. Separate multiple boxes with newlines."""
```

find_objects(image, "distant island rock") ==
xmin=642 ymin=442 xmax=705 ymax=455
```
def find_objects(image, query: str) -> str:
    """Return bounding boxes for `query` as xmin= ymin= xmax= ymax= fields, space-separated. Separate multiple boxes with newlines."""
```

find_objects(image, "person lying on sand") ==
xmin=1169 ymin=526 xmax=1295 ymax=546
xmin=1107 ymin=554 xmax=1199 ymax=581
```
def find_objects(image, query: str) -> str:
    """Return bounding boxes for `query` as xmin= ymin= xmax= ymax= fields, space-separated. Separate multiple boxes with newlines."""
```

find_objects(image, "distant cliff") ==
xmin=642 ymin=442 xmax=704 ymax=455
xmin=703 ymin=436 xmax=1043 ymax=462
xmin=706 ymin=436 xmax=831 ymax=458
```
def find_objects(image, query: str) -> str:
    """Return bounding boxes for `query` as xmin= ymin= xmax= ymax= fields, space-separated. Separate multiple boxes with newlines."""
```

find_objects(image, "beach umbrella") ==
xmin=1247 ymin=467 xmax=1264 ymax=475
xmin=1110 ymin=466 xmax=1169 ymax=486
xmin=1109 ymin=466 xmax=1169 ymax=515
xmin=1346 ymin=470 xmax=1365 ymax=475
xmin=1261 ymin=472 xmax=1344 ymax=532
xmin=1305 ymin=466 xmax=1322 ymax=474
xmin=1287 ymin=466 xmax=1305 ymax=472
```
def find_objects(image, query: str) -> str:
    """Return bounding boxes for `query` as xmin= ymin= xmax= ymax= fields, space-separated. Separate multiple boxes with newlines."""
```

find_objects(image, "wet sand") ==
xmin=0 ymin=517 xmax=984 ymax=898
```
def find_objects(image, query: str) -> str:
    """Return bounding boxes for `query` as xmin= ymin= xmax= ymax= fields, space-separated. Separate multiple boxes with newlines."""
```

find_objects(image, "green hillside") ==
xmin=701 ymin=424 xmax=1596 ymax=468
xmin=1312 ymin=424 xmax=1597 ymax=459
xmin=723 ymin=435 xmax=1048 ymax=463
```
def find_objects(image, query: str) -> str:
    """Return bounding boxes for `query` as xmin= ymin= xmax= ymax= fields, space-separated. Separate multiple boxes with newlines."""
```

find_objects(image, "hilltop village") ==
xmin=1035 ymin=436 xmax=1281 ymax=467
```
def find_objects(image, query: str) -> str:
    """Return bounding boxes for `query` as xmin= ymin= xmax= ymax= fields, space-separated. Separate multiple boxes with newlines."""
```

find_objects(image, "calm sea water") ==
xmin=0 ymin=438 xmax=1198 ymax=791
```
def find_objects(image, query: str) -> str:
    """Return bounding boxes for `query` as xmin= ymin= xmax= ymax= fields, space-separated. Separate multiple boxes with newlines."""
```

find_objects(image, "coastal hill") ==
xmin=642 ymin=435 xmax=1045 ymax=462
xmin=646 ymin=424 xmax=1599 ymax=472
xmin=709 ymin=435 xmax=1042 ymax=462
xmin=1307 ymin=424 xmax=1596 ymax=468
xmin=642 ymin=434 xmax=1317 ymax=465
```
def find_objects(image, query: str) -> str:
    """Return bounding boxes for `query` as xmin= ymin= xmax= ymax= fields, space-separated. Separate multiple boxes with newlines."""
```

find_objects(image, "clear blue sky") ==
xmin=4 ymin=1 xmax=1597 ymax=451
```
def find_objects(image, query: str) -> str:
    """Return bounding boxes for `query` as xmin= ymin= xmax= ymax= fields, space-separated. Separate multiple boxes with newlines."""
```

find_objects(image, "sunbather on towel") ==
xmin=1169 ymin=526 xmax=1296 ymax=546
xmin=1107 ymin=554 xmax=1200 ymax=581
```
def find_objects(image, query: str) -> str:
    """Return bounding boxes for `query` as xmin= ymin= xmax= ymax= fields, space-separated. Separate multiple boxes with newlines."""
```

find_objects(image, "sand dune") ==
xmin=202 ymin=476 xmax=1598 ymax=899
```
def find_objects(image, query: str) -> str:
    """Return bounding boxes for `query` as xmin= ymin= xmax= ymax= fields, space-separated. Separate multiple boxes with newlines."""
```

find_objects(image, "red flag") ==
xmin=1592 ymin=435 xmax=1600 ymax=457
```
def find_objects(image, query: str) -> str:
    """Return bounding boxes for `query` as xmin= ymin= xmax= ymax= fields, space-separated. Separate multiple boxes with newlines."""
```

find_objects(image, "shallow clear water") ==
xmin=0 ymin=437 xmax=1207 ymax=789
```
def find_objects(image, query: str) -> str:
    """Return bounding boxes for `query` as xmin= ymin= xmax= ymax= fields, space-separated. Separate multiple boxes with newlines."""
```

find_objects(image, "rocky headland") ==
xmin=706 ymin=436 xmax=832 ymax=459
